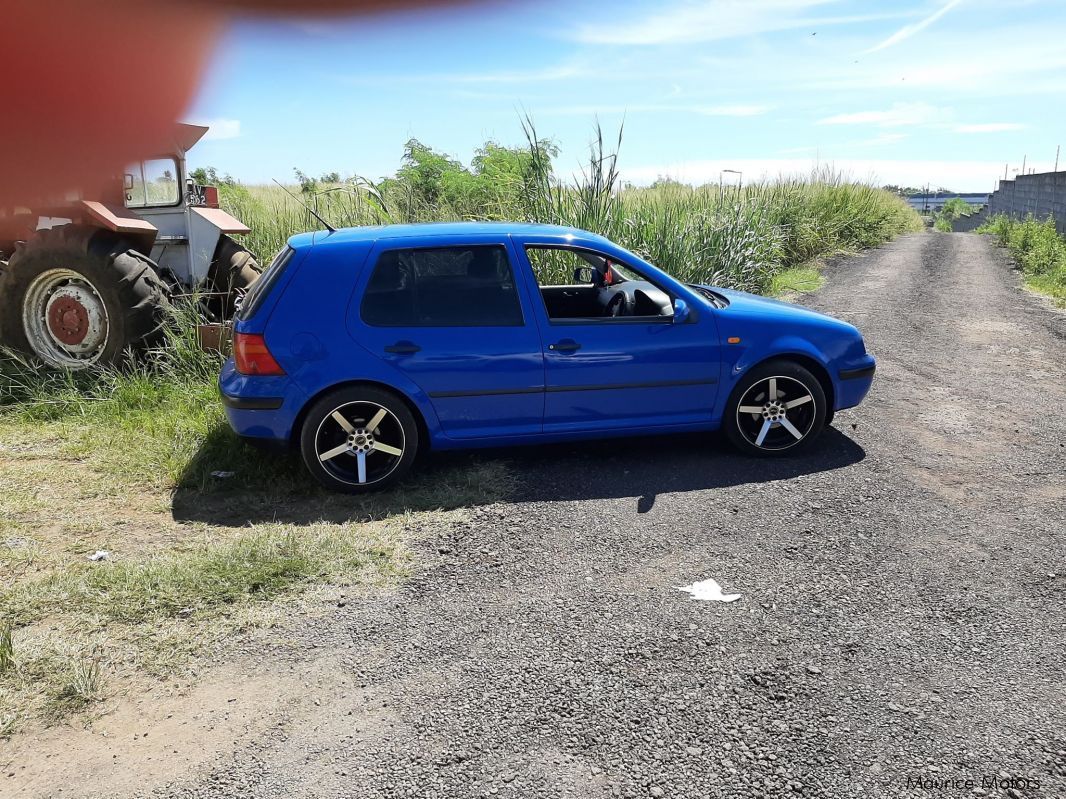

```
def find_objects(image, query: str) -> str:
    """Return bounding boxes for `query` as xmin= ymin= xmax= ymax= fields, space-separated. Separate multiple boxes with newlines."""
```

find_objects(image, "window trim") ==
xmin=359 ymin=243 xmax=527 ymax=329
xmin=523 ymin=243 xmax=684 ymax=325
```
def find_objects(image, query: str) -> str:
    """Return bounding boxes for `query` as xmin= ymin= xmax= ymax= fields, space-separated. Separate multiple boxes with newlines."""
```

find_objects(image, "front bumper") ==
xmin=835 ymin=354 xmax=876 ymax=410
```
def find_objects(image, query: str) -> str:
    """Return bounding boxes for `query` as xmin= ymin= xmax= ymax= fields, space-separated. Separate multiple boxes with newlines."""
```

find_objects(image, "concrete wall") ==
xmin=987 ymin=170 xmax=1066 ymax=232
xmin=953 ymin=207 xmax=989 ymax=232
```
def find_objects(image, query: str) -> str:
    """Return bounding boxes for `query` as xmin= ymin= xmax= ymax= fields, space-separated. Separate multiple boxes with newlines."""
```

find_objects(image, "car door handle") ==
xmin=384 ymin=341 xmax=421 ymax=354
xmin=548 ymin=339 xmax=581 ymax=353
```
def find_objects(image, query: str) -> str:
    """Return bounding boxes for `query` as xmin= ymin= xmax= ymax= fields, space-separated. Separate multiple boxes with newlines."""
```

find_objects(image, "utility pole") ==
xmin=1056 ymin=145 xmax=1061 ymax=172
xmin=1004 ymin=163 xmax=1009 ymax=180
xmin=1021 ymin=154 xmax=1027 ymax=175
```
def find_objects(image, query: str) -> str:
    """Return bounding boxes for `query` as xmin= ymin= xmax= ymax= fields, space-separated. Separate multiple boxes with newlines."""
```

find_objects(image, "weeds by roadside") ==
xmin=0 ymin=304 xmax=513 ymax=731
xmin=0 ymin=624 xmax=13 ymax=673
xmin=933 ymin=197 xmax=976 ymax=232
xmin=979 ymin=214 xmax=1066 ymax=306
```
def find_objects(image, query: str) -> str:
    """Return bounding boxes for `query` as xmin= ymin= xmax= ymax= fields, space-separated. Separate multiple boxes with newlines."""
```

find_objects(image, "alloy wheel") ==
xmin=313 ymin=401 xmax=406 ymax=486
xmin=735 ymin=375 xmax=818 ymax=451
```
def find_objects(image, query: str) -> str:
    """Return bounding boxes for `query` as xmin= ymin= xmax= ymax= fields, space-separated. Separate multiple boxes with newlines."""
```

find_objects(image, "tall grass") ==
xmin=223 ymin=124 xmax=921 ymax=295
xmin=979 ymin=214 xmax=1066 ymax=305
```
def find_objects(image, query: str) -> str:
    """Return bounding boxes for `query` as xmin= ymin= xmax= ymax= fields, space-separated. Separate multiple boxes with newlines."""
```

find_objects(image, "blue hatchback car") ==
xmin=220 ymin=223 xmax=875 ymax=492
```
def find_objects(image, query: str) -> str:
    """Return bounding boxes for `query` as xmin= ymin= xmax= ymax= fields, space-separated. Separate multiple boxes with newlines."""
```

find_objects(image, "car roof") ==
xmin=286 ymin=221 xmax=611 ymax=250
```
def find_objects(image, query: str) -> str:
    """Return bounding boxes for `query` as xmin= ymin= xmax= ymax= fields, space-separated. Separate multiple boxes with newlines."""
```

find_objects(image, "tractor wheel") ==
xmin=0 ymin=225 xmax=171 ymax=369
xmin=205 ymin=235 xmax=260 ymax=320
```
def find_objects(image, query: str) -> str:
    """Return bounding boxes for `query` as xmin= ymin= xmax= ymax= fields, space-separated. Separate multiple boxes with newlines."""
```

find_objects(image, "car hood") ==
xmin=700 ymin=285 xmax=849 ymax=327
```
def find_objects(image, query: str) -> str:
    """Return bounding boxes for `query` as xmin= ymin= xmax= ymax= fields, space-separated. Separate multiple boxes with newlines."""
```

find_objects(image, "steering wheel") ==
xmin=605 ymin=291 xmax=629 ymax=317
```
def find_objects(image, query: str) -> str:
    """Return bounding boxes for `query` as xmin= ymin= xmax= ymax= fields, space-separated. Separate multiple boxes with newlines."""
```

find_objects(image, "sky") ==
xmin=186 ymin=0 xmax=1066 ymax=191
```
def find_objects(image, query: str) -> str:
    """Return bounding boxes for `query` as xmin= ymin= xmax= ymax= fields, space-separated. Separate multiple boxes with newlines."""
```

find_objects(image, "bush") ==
xmin=221 ymin=124 xmax=921 ymax=296
xmin=979 ymin=214 xmax=1066 ymax=305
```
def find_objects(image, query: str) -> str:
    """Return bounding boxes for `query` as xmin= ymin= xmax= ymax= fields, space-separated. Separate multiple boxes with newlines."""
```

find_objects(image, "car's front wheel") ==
xmin=723 ymin=359 xmax=827 ymax=456
xmin=299 ymin=386 xmax=419 ymax=493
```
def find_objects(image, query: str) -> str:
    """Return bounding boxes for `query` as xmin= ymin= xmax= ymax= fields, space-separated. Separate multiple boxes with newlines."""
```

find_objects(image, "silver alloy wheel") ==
xmin=314 ymin=401 xmax=406 ymax=486
xmin=735 ymin=375 xmax=817 ymax=451
xmin=22 ymin=268 xmax=110 ymax=367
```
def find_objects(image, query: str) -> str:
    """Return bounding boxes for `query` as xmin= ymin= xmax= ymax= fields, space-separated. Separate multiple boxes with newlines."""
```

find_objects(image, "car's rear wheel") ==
xmin=299 ymin=386 xmax=419 ymax=493
xmin=723 ymin=359 xmax=827 ymax=456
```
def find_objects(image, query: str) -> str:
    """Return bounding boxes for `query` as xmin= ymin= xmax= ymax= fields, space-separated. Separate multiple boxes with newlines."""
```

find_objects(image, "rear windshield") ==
xmin=236 ymin=246 xmax=294 ymax=321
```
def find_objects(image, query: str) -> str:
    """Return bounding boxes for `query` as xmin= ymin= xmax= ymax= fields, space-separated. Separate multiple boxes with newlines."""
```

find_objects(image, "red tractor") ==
xmin=0 ymin=123 xmax=259 ymax=368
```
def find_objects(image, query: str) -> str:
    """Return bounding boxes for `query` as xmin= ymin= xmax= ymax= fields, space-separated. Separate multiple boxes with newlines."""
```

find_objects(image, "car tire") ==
xmin=723 ymin=359 xmax=827 ymax=457
xmin=299 ymin=386 xmax=420 ymax=493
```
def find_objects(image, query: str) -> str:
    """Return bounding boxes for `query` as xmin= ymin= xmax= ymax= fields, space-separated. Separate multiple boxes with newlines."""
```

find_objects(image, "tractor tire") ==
xmin=0 ymin=224 xmax=171 ymax=369
xmin=205 ymin=235 xmax=260 ymax=320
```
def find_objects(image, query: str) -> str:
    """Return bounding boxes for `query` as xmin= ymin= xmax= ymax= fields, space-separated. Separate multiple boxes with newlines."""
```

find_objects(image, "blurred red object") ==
xmin=3 ymin=0 xmax=471 ymax=209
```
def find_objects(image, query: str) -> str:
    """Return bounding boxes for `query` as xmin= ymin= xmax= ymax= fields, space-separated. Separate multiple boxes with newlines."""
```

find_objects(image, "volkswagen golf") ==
xmin=220 ymin=223 xmax=875 ymax=492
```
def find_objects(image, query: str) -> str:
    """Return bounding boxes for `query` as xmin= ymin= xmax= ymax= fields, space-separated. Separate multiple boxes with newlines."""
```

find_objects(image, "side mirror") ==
xmin=573 ymin=265 xmax=595 ymax=284
xmin=673 ymin=298 xmax=690 ymax=323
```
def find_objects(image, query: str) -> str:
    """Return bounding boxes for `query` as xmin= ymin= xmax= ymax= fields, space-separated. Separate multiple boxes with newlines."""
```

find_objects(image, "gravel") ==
xmin=154 ymin=233 xmax=1065 ymax=799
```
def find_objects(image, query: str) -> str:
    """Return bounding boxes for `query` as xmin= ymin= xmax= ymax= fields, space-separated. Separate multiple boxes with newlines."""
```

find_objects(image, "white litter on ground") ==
xmin=211 ymin=470 xmax=236 ymax=479
xmin=87 ymin=550 xmax=110 ymax=562
xmin=676 ymin=578 xmax=742 ymax=603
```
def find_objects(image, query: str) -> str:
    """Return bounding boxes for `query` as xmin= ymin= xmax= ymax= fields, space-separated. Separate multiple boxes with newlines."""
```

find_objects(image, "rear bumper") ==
xmin=218 ymin=358 xmax=304 ymax=443
xmin=220 ymin=393 xmax=284 ymax=411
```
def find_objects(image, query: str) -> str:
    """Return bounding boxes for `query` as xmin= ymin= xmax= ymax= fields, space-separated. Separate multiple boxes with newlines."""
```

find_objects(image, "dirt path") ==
xmin=10 ymin=233 xmax=1066 ymax=798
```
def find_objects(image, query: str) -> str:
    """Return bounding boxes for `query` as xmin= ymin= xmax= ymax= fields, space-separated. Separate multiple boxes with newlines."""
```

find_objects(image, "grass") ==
xmin=0 ymin=305 xmax=513 ymax=732
xmin=0 ymin=625 xmax=13 ymax=673
xmin=0 ymin=524 xmax=404 ymax=629
xmin=978 ymin=214 xmax=1066 ymax=306
xmin=769 ymin=265 xmax=826 ymax=297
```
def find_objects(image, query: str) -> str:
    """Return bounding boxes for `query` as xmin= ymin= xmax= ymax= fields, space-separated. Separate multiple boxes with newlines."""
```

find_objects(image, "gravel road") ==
xmin=166 ymin=232 xmax=1064 ymax=798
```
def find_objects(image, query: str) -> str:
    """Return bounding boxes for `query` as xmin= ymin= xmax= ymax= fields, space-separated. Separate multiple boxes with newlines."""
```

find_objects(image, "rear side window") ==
xmin=236 ymin=246 xmax=294 ymax=321
xmin=360 ymin=245 xmax=523 ymax=327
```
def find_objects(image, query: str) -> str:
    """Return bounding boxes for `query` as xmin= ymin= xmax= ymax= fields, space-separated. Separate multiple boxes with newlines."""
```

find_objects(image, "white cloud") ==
xmin=621 ymin=158 xmax=1004 ymax=190
xmin=818 ymin=102 xmax=950 ymax=127
xmin=192 ymin=119 xmax=241 ymax=140
xmin=865 ymin=0 xmax=965 ymax=53
xmin=955 ymin=122 xmax=1026 ymax=133
xmin=571 ymin=0 xmax=908 ymax=45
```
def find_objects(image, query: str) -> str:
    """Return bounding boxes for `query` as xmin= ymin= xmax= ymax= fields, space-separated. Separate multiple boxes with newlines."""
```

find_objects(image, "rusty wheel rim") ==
xmin=23 ymin=268 xmax=109 ymax=367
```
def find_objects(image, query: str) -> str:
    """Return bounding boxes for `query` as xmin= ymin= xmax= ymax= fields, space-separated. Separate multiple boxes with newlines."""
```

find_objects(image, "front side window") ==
xmin=361 ymin=245 xmax=523 ymax=327
xmin=124 ymin=157 xmax=180 ymax=208
xmin=526 ymin=246 xmax=674 ymax=321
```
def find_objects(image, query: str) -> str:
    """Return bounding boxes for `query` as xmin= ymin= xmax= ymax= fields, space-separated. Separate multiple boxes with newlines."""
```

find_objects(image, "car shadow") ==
xmin=171 ymin=423 xmax=865 ymax=529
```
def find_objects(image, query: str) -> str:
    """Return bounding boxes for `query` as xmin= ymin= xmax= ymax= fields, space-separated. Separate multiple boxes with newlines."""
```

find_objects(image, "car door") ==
xmin=517 ymin=242 xmax=721 ymax=433
xmin=349 ymin=236 xmax=545 ymax=439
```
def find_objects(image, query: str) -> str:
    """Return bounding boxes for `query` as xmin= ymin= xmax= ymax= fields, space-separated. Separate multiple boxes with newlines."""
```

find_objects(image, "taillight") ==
xmin=233 ymin=332 xmax=285 ymax=376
